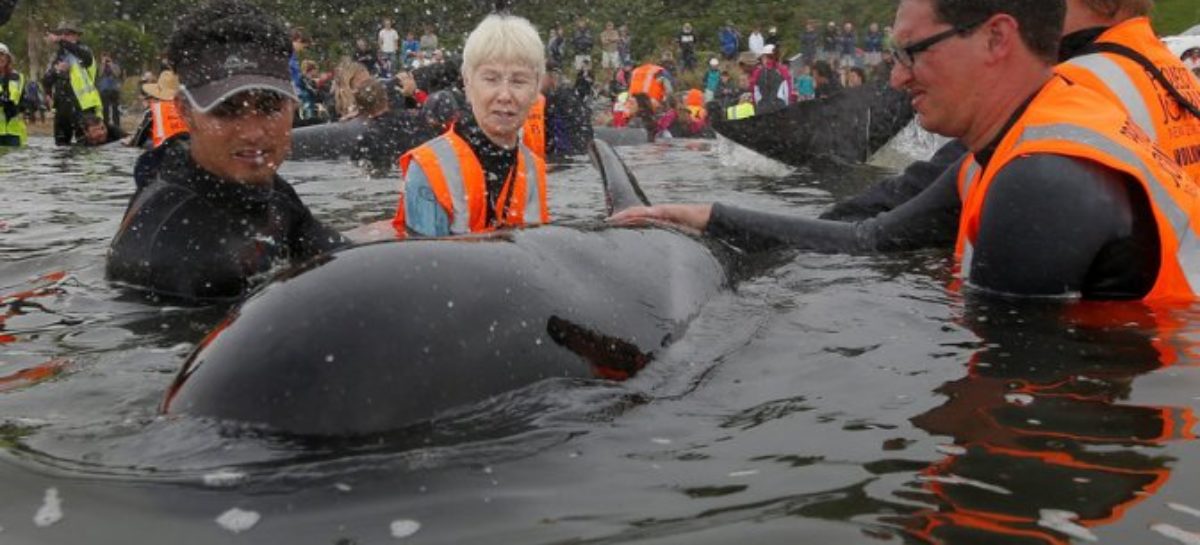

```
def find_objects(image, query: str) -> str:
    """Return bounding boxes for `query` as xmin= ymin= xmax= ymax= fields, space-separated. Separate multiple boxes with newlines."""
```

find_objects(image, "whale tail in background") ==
xmin=588 ymin=139 xmax=651 ymax=216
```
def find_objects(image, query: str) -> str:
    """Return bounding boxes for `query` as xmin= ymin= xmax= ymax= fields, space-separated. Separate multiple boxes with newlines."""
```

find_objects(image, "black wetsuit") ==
xmin=707 ymin=87 xmax=1160 ymax=300
xmin=453 ymin=113 xmax=516 ymax=226
xmin=107 ymin=138 xmax=349 ymax=303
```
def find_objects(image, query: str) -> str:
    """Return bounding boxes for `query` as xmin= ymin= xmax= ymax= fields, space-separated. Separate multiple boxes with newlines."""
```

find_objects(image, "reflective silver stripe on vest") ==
xmin=958 ymin=160 xmax=982 ymax=276
xmin=426 ymin=136 xmax=472 ymax=234
xmin=519 ymin=146 xmax=542 ymax=223
xmin=959 ymin=159 xmax=981 ymax=199
xmin=961 ymin=242 xmax=975 ymax=280
xmin=1018 ymin=123 xmax=1200 ymax=292
xmin=637 ymin=69 xmax=655 ymax=95
xmin=1065 ymin=54 xmax=1157 ymax=142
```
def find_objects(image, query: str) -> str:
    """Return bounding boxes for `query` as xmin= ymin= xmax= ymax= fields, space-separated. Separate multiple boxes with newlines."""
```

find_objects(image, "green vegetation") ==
xmin=2 ymin=0 xmax=1197 ymax=74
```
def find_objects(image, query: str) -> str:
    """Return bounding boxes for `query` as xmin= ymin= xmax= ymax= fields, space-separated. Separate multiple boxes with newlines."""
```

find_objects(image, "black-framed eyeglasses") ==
xmin=889 ymin=19 xmax=988 ymax=68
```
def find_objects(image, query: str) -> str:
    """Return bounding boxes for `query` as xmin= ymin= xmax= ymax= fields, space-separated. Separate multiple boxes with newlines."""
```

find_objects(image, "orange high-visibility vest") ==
xmin=522 ymin=94 xmax=546 ymax=158
xmin=150 ymin=100 xmax=188 ymax=148
xmin=393 ymin=128 xmax=549 ymax=234
xmin=1057 ymin=17 xmax=1200 ymax=183
xmin=629 ymin=64 xmax=666 ymax=103
xmin=955 ymin=74 xmax=1200 ymax=302
xmin=684 ymin=88 xmax=706 ymax=120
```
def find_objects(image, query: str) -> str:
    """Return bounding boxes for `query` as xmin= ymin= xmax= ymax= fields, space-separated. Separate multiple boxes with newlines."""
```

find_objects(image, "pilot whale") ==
xmin=162 ymin=141 xmax=735 ymax=436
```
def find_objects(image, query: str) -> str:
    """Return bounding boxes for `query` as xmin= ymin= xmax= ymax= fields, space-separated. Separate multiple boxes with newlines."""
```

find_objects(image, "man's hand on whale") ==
xmin=608 ymin=203 xmax=712 ymax=236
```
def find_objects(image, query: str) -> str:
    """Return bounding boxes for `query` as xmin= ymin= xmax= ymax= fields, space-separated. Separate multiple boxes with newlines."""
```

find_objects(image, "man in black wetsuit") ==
xmin=107 ymin=0 xmax=347 ymax=303
xmin=821 ymin=0 xmax=1200 ymax=223
xmin=611 ymin=0 xmax=1200 ymax=301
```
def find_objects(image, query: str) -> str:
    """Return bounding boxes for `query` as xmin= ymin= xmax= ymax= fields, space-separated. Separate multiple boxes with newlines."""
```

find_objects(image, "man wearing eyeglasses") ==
xmin=612 ymin=0 xmax=1200 ymax=301
xmin=107 ymin=0 xmax=347 ymax=303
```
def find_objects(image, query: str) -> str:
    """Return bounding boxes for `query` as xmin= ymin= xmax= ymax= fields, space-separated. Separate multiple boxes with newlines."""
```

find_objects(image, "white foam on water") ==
xmin=935 ymin=444 xmax=967 ymax=456
xmin=917 ymin=474 xmax=1012 ymax=495
xmin=715 ymin=136 xmax=794 ymax=178
xmin=1170 ymin=503 xmax=1200 ymax=519
xmin=868 ymin=119 xmax=951 ymax=168
xmin=1004 ymin=393 xmax=1035 ymax=406
xmin=390 ymin=519 xmax=421 ymax=539
xmin=215 ymin=508 xmax=260 ymax=534
xmin=1152 ymin=524 xmax=1200 ymax=545
xmin=34 ymin=488 xmax=63 ymax=528
xmin=1037 ymin=509 xmax=1097 ymax=542
xmin=202 ymin=469 xmax=247 ymax=487
xmin=728 ymin=470 xmax=759 ymax=478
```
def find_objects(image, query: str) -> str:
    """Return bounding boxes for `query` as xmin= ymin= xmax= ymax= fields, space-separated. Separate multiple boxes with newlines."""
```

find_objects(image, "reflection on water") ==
xmin=1 ymin=136 xmax=1199 ymax=543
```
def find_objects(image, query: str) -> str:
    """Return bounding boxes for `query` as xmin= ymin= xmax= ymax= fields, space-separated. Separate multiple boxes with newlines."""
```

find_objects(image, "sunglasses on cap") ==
xmin=207 ymin=91 xmax=290 ymax=119
xmin=889 ymin=18 xmax=989 ymax=69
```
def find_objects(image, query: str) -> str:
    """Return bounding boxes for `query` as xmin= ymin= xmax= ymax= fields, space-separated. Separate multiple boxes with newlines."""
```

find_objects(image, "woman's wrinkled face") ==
xmin=464 ymin=61 xmax=539 ymax=148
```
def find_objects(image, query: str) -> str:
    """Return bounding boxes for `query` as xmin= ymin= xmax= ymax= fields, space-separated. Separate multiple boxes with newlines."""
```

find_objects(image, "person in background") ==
xmin=96 ymin=53 xmax=123 ymax=129
xmin=0 ymin=42 xmax=26 ymax=147
xmin=618 ymin=24 xmax=633 ymax=66
xmin=42 ymin=20 xmax=101 ymax=146
xmin=127 ymin=69 xmax=187 ymax=149
xmin=378 ymin=18 xmax=400 ymax=71
xmin=400 ymin=31 xmax=420 ymax=67
xmin=107 ymin=0 xmax=346 ymax=303
xmin=354 ymin=37 xmax=378 ymax=76
xmin=78 ymin=111 xmax=124 ymax=146
xmin=388 ymin=68 xmax=426 ymax=110
xmin=811 ymin=60 xmax=842 ymax=99
xmin=629 ymin=54 xmax=673 ymax=115
xmin=703 ymin=57 xmax=721 ymax=102
xmin=749 ymin=44 xmax=792 ymax=114
xmin=719 ymin=21 xmax=740 ymax=61
xmin=21 ymin=78 xmax=45 ymax=126
xmin=800 ymin=20 xmax=820 ymax=63
xmin=839 ymin=21 xmax=859 ymax=67
xmin=715 ymin=70 xmax=741 ymax=108
xmin=725 ymin=91 xmax=755 ymax=120
xmin=571 ymin=18 xmax=594 ymax=72
xmin=599 ymin=22 xmax=620 ymax=84
xmin=546 ymin=26 xmax=566 ymax=69
xmin=821 ymin=21 xmax=838 ymax=61
xmin=765 ymin=26 xmax=780 ymax=48
xmin=289 ymin=29 xmax=309 ymax=108
xmin=845 ymin=66 xmax=866 ymax=88
xmin=747 ymin=26 xmax=765 ymax=56
xmin=394 ymin=13 xmax=548 ymax=237
xmin=794 ymin=62 xmax=816 ymax=101
xmin=678 ymin=22 xmax=697 ymax=72
xmin=864 ymin=23 xmax=885 ymax=66
xmin=295 ymin=59 xmax=321 ymax=121
xmin=574 ymin=57 xmax=595 ymax=103
xmin=419 ymin=24 xmax=439 ymax=53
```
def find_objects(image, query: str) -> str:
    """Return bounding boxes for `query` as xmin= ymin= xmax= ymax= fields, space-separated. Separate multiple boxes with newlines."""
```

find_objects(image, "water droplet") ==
xmin=390 ymin=519 xmax=421 ymax=538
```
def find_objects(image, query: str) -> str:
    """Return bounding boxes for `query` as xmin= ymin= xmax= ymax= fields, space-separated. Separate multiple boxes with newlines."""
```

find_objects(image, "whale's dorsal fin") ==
xmin=588 ymin=139 xmax=651 ymax=215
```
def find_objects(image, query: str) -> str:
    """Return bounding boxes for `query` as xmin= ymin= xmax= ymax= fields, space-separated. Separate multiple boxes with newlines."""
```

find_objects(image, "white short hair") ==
xmin=462 ymin=14 xmax=545 ymax=81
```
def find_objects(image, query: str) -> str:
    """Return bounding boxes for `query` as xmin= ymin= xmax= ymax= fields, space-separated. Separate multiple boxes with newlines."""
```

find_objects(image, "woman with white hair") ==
xmin=393 ymin=13 xmax=549 ymax=236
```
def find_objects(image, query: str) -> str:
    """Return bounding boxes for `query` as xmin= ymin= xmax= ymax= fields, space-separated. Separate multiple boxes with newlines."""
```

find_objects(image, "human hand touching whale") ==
xmin=608 ymin=203 xmax=713 ymax=237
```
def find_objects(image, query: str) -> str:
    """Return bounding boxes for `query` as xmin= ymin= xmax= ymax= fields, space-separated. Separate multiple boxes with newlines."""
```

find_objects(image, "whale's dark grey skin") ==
xmin=162 ymin=141 xmax=730 ymax=436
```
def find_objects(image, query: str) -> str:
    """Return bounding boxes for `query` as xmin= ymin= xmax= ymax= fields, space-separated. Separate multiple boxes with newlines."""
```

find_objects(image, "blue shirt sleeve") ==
xmin=403 ymin=162 xmax=452 ymax=237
